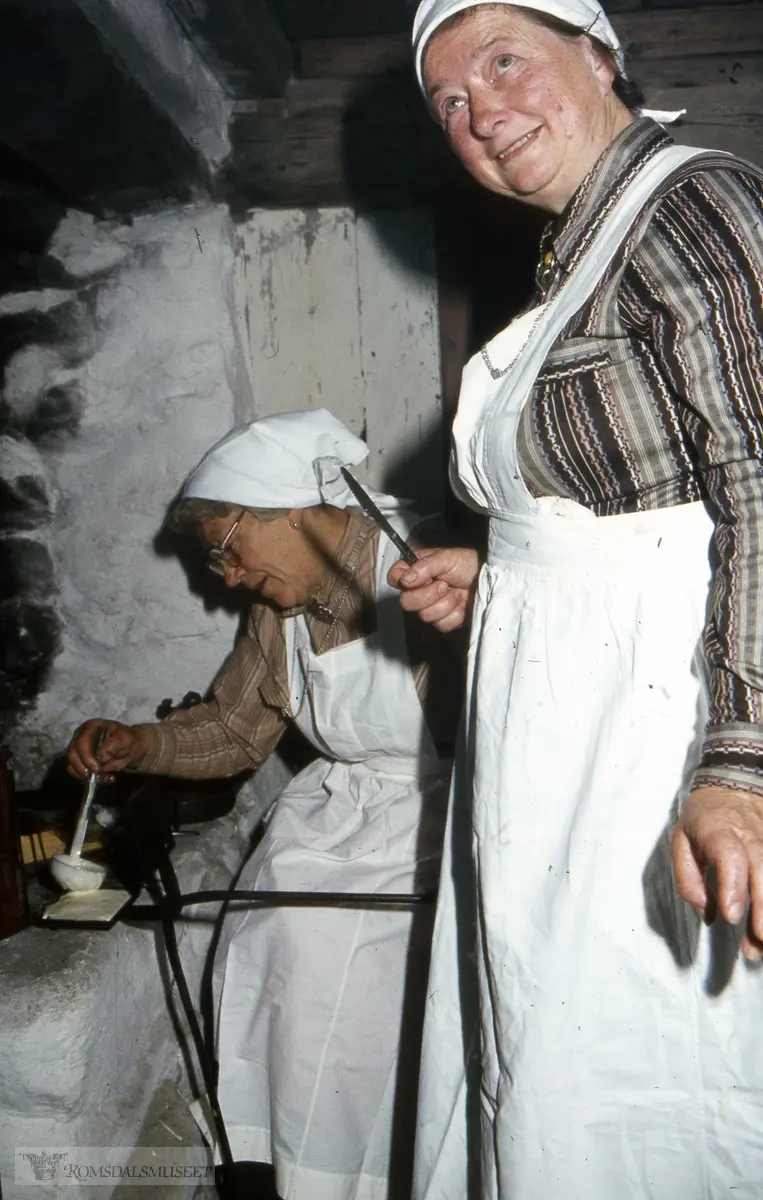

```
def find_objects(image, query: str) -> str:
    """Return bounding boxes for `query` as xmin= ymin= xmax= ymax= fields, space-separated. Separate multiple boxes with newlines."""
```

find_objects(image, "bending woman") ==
xmin=67 ymin=409 xmax=460 ymax=1200
xmin=390 ymin=1 xmax=763 ymax=1196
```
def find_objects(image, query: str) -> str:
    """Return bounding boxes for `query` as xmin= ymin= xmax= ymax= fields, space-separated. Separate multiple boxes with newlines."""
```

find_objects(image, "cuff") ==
xmin=691 ymin=722 xmax=763 ymax=796
xmin=127 ymin=723 xmax=178 ymax=775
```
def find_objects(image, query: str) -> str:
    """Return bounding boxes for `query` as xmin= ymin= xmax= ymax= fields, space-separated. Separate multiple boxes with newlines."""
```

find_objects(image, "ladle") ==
xmin=50 ymin=727 xmax=109 ymax=893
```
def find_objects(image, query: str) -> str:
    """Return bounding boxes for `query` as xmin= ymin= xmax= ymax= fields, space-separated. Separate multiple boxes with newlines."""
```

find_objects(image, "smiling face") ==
xmin=423 ymin=5 xmax=632 ymax=214
xmin=201 ymin=509 xmax=338 ymax=609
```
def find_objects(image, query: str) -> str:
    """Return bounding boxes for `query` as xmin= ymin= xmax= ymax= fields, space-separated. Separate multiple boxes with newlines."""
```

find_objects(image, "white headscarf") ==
xmin=413 ymin=1 xmax=685 ymax=125
xmin=413 ymin=0 xmax=625 ymax=87
xmin=182 ymin=409 xmax=401 ymax=514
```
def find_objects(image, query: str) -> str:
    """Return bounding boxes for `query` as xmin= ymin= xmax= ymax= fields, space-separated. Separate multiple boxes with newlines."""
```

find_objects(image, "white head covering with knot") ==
xmin=413 ymin=0 xmax=624 ymax=85
xmin=182 ymin=408 xmax=402 ymax=515
xmin=412 ymin=0 xmax=685 ymax=123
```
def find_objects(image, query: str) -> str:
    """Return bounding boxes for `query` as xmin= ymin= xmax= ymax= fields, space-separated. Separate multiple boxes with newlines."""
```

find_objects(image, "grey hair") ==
xmin=168 ymin=497 xmax=291 ymax=534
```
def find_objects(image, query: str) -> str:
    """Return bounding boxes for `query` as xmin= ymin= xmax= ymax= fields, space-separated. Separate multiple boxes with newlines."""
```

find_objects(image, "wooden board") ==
xmin=21 ymin=827 xmax=104 ymax=868
xmin=616 ymin=6 xmax=763 ymax=59
xmin=644 ymin=54 xmax=763 ymax=164
xmin=297 ymin=7 xmax=763 ymax=78
xmin=232 ymin=207 xmax=444 ymax=504
xmin=226 ymin=72 xmax=454 ymax=207
xmin=298 ymin=35 xmax=410 ymax=80
xmin=270 ymin=0 xmax=412 ymax=43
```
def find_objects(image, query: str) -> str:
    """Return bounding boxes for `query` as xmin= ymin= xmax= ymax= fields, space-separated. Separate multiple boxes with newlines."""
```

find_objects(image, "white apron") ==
xmin=414 ymin=145 xmax=763 ymax=1200
xmin=215 ymin=519 xmax=450 ymax=1200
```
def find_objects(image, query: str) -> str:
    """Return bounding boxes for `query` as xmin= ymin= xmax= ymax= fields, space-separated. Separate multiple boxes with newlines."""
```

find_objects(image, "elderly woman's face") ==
xmin=201 ymin=510 xmax=327 ymax=608
xmin=423 ymin=5 xmax=629 ymax=213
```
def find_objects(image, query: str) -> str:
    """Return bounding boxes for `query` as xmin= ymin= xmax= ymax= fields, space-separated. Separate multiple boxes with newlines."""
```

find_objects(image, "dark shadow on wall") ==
xmin=0 ymin=148 xmax=71 ymax=744
xmin=338 ymin=69 xmax=545 ymax=532
xmin=152 ymin=516 xmax=248 ymax=623
xmin=378 ymin=415 xmax=448 ymax=512
xmin=339 ymin=69 xmax=545 ymax=345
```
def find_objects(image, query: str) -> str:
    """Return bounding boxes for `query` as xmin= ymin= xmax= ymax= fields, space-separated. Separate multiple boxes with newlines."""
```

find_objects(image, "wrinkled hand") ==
xmin=672 ymin=785 xmax=763 ymax=960
xmin=66 ymin=718 xmax=146 ymax=783
xmin=388 ymin=547 xmax=480 ymax=633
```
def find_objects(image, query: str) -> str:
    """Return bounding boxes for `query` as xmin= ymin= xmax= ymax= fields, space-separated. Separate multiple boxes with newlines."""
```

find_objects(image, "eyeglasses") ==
xmin=207 ymin=509 xmax=246 ymax=576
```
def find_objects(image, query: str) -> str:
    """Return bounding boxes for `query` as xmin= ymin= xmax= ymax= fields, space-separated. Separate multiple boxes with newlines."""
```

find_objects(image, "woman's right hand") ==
xmin=66 ymin=718 xmax=145 ymax=782
xmin=388 ymin=547 xmax=480 ymax=632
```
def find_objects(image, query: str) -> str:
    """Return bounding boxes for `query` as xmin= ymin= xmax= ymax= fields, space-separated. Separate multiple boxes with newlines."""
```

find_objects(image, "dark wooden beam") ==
xmin=0 ymin=0 xmax=200 ymax=212
xmin=173 ymin=0 xmax=294 ymax=98
xmin=270 ymin=0 xmax=412 ymax=42
xmin=297 ymin=6 xmax=763 ymax=78
xmin=630 ymin=53 xmax=763 ymax=163
xmin=298 ymin=36 xmax=410 ymax=80
xmin=617 ymin=5 xmax=763 ymax=60
xmin=223 ymin=73 xmax=454 ymax=211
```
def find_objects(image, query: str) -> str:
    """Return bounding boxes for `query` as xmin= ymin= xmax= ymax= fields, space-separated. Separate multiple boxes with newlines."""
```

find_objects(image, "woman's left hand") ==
xmin=672 ymin=785 xmax=763 ymax=960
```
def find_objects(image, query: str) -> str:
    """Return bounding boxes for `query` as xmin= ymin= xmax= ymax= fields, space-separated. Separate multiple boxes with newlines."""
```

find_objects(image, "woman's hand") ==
xmin=672 ymin=785 xmax=763 ymax=960
xmin=66 ymin=718 xmax=146 ymax=783
xmin=388 ymin=547 xmax=480 ymax=632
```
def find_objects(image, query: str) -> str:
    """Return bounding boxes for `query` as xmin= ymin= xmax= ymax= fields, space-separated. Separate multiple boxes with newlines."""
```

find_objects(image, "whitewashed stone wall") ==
xmin=3 ymin=202 xmax=246 ymax=786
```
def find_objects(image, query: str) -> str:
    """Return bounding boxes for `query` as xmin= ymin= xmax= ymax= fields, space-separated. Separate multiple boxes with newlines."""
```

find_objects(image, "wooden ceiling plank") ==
xmin=616 ymin=6 xmax=763 ymax=60
xmin=635 ymin=51 xmax=763 ymax=87
xmin=296 ymin=7 xmax=763 ymax=80
xmin=298 ymin=35 xmax=410 ymax=80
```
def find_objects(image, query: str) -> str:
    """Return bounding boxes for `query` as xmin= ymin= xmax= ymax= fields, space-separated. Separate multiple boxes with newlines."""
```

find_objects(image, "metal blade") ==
xmin=340 ymin=468 xmax=417 ymax=565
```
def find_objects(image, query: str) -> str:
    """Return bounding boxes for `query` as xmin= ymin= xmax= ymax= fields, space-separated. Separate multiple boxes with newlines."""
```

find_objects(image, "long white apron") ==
xmin=414 ymin=145 xmax=763 ymax=1200
xmin=216 ymin=521 xmax=450 ymax=1200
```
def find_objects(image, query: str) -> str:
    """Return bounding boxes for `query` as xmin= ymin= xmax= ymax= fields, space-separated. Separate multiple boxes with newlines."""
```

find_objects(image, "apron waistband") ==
xmin=340 ymin=754 xmax=452 ymax=779
xmin=487 ymin=500 xmax=714 ymax=575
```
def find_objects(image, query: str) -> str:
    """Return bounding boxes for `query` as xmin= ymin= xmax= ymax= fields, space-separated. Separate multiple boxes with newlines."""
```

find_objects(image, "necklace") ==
xmin=480 ymin=345 xmax=512 ymax=380
xmin=480 ymin=251 xmax=563 ymax=379
xmin=286 ymin=566 xmax=357 ymax=718
xmin=480 ymin=303 xmax=550 ymax=379
xmin=312 ymin=566 xmax=356 ymax=655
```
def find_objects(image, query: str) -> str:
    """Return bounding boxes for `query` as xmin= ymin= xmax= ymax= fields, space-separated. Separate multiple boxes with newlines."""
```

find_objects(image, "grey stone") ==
xmin=47 ymin=212 xmax=132 ymax=280
xmin=25 ymin=383 xmax=84 ymax=445
xmin=0 ymin=290 xmax=74 ymax=319
xmin=0 ymin=537 xmax=57 ymax=603
xmin=0 ymin=600 xmax=62 ymax=710
xmin=2 ymin=346 xmax=70 ymax=423
xmin=0 ymin=436 xmax=56 ymax=531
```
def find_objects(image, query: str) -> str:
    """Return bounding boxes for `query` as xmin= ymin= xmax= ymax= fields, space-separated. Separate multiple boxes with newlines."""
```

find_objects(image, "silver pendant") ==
xmin=306 ymin=599 xmax=334 ymax=622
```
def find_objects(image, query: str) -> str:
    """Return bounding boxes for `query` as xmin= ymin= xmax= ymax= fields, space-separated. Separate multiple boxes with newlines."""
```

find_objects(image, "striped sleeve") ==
xmin=628 ymin=168 xmax=763 ymax=793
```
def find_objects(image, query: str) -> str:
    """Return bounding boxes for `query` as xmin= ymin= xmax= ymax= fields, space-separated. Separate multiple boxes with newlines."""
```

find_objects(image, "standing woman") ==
xmin=391 ymin=0 xmax=763 ymax=1195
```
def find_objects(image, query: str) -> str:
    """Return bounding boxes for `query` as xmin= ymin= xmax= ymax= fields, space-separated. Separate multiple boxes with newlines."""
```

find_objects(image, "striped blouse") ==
xmin=516 ymin=117 xmax=763 ymax=795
